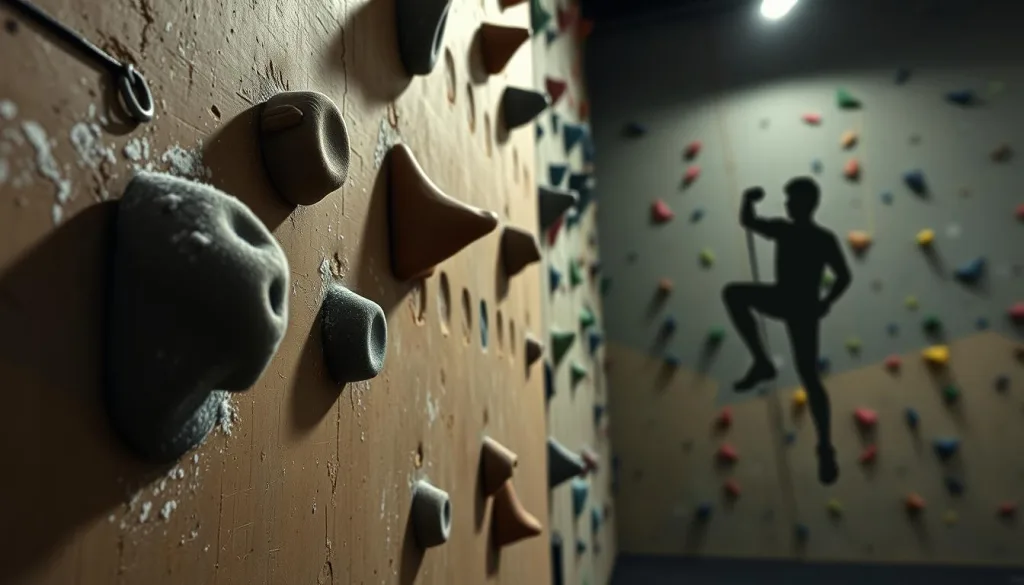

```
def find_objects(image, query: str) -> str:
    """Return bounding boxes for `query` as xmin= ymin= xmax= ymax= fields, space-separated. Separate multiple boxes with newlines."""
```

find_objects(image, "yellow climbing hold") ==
xmin=905 ymin=295 xmax=919 ymax=310
xmin=922 ymin=345 xmax=950 ymax=367
xmin=846 ymin=337 xmax=862 ymax=353
xmin=943 ymin=510 xmax=959 ymax=526
xmin=847 ymin=230 xmax=872 ymax=253
xmin=792 ymin=388 xmax=808 ymax=408
xmin=827 ymin=498 xmax=844 ymax=516
xmin=840 ymin=129 xmax=858 ymax=149
xmin=916 ymin=229 xmax=935 ymax=246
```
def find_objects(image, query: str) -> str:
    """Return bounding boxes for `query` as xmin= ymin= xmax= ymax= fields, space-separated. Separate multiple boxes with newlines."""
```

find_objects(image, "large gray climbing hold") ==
xmin=548 ymin=437 xmax=585 ymax=488
xmin=411 ymin=479 xmax=452 ymax=548
xmin=503 ymin=87 xmax=551 ymax=130
xmin=105 ymin=171 xmax=289 ymax=463
xmin=320 ymin=283 xmax=388 ymax=384
xmin=396 ymin=0 xmax=453 ymax=76
xmin=538 ymin=186 xmax=578 ymax=230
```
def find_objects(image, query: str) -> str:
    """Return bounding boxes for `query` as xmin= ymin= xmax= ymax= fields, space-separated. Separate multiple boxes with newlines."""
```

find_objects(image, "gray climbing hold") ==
xmin=548 ymin=437 xmax=585 ymax=487
xmin=396 ymin=0 xmax=453 ymax=76
xmin=105 ymin=172 xmax=290 ymax=462
xmin=538 ymin=186 xmax=578 ymax=230
xmin=503 ymin=86 xmax=551 ymax=129
xmin=411 ymin=479 xmax=452 ymax=548
xmin=320 ymin=283 xmax=387 ymax=384
xmin=259 ymin=91 xmax=350 ymax=206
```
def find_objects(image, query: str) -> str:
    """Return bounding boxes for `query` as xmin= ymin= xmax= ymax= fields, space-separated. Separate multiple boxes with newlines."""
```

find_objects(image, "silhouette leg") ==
xmin=722 ymin=283 xmax=779 ymax=391
xmin=787 ymin=318 xmax=837 ymax=485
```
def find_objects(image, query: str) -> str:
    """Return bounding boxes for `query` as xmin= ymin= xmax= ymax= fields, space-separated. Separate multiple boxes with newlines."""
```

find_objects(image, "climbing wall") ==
xmin=588 ymin=0 xmax=1024 ymax=566
xmin=0 ymin=0 xmax=578 ymax=583
xmin=533 ymin=0 xmax=617 ymax=583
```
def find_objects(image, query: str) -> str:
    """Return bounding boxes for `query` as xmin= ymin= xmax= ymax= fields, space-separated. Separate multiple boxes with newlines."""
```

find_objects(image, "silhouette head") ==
xmin=784 ymin=177 xmax=820 ymax=222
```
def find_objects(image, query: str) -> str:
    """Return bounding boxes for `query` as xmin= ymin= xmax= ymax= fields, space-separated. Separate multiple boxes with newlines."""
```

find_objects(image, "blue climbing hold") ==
xmin=545 ymin=28 xmax=558 ymax=45
xmin=880 ymin=192 xmax=894 ymax=205
xmin=895 ymin=68 xmax=911 ymax=84
xmin=905 ymin=408 xmax=920 ymax=428
xmin=623 ymin=121 xmax=646 ymax=137
xmin=544 ymin=362 xmax=554 ymax=401
xmin=536 ymin=124 xmax=544 ymax=140
xmin=887 ymin=323 xmax=899 ymax=336
xmin=551 ymin=112 xmax=560 ymax=133
xmin=811 ymin=159 xmax=823 ymax=174
xmin=945 ymin=477 xmax=965 ymax=496
xmin=995 ymin=374 xmax=1010 ymax=392
xmin=691 ymin=208 xmax=705 ymax=222
xmin=571 ymin=478 xmax=589 ymax=517
xmin=695 ymin=502 xmax=713 ymax=521
xmin=946 ymin=89 xmax=976 ymax=106
xmin=549 ymin=266 xmax=562 ymax=292
xmin=976 ymin=317 xmax=990 ymax=330
xmin=549 ymin=163 xmax=568 ymax=186
xmin=954 ymin=256 xmax=985 ymax=284
xmin=664 ymin=353 xmax=682 ymax=368
xmin=593 ymin=404 xmax=606 ymax=425
xmin=582 ymin=134 xmax=596 ymax=164
xmin=817 ymin=356 xmax=830 ymax=373
xmin=903 ymin=170 xmax=926 ymax=195
xmin=563 ymin=123 xmax=586 ymax=153
xmin=591 ymin=507 xmax=603 ymax=533
xmin=933 ymin=437 xmax=960 ymax=462
xmin=662 ymin=316 xmax=677 ymax=334
xmin=588 ymin=331 xmax=603 ymax=355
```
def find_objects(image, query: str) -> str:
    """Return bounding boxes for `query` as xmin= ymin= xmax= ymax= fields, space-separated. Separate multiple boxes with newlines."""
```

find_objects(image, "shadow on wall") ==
xmin=611 ymin=555 xmax=1024 ymax=585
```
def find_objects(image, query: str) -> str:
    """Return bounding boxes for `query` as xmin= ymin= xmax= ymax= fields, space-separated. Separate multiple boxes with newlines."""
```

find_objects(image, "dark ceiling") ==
xmin=580 ymin=0 xmax=755 ymax=25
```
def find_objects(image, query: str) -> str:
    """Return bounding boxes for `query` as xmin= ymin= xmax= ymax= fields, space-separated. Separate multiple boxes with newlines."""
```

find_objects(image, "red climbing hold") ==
xmin=1009 ymin=302 xmax=1024 ymax=322
xmin=716 ymin=407 xmax=733 ymax=429
xmin=717 ymin=443 xmax=739 ymax=463
xmin=683 ymin=166 xmax=701 ymax=185
xmin=998 ymin=502 xmax=1018 ymax=518
xmin=1016 ymin=203 xmax=1024 ymax=221
xmin=651 ymin=199 xmax=674 ymax=224
xmin=905 ymin=493 xmax=926 ymax=513
xmin=854 ymin=408 xmax=878 ymax=428
xmin=859 ymin=444 xmax=878 ymax=464
xmin=545 ymin=77 xmax=568 ymax=105
xmin=546 ymin=215 xmax=564 ymax=246
xmin=843 ymin=158 xmax=861 ymax=180
xmin=884 ymin=355 xmax=902 ymax=372
xmin=724 ymin=479 xmax=741 ymax=498
xmin=684 ymin=141 xmax=702 ymax=160
xmin=802 ymin=113 xmax=822 ymax=125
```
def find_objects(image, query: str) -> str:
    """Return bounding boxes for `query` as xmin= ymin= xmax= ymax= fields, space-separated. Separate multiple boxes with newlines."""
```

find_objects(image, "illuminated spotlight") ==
xmin=760 ymin=0 xmax=798 ymax=20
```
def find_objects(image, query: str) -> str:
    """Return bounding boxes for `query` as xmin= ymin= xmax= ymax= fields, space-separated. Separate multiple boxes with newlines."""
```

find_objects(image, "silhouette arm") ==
xmin=821 ymin=235 xmax=851 ymax=306
xmin=740 ymin=197 xmax=784 ymax=239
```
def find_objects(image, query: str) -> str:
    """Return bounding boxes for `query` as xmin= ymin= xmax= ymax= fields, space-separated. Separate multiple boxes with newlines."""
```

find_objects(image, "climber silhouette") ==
xmin=722 ymin=177 xmax=851 ymax=485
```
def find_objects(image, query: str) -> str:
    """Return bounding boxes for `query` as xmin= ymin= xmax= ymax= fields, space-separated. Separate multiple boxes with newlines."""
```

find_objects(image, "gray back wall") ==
xmin=587 ymin=0 xmax=1024 ymax=399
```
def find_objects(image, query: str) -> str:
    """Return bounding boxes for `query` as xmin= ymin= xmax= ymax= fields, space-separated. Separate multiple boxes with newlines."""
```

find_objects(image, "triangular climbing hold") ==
xmin=570 ymin=361 xmax=587 ymax=385
xmin=530 ymin=0 xmax=552 ymax=31
xmin=954 ymin=256 xmax=985 ymax=284
xmin=843 ymin=158 xmax=861 ymax=180
xmin=905 ymin=408 xmax=920 ymax=428
xmin=568 ymin=171 xmax=593 ymax=193
xmin=503 ymin=87 xmax=550 ymax=129
xmin=548 ymin=265 xmax=562 ymax=293
xmin=706 ymin=326 xmax=725 ymax=345
xmin=492 ymin=481 xmax=543 ymax=546
xmin=563 ymin=123 xmax=586 ymax=153
xmin=480 ymin=437 xmax=519 ymax=496
xmin=904 ymin=170 xmax=927 ymax=195
xmin=478 ymin=23 xmax=530 ymax=75
xmin=588 ymin=331 xmax=603 ymax=355
xmin=840 ymin=130 xmax=858 ymax=149
xmin=388 ymin=143 xmax=499 ymax=281
xmin=548 ymin=164 xmax=569 ymax=186
xmin=500 ymin=225 xmax=541 ymax=277
xmin=836 ymin=88 xmax=862 ymax=109
xmin=569 ymin=259 xmax=584 ymax=287
xmin=570 ymin=478 xmax=589 ymax=516
xmin=945 ymin=89 xmax=976 ymax=106
xmin=546 ymin=215 xmax=564 ymax=246
xmin=551 ymin=329 xmax=576 ymax=364
xmin=525 ymin=333 xmax=544 ymax=366
xmin=544 ymin=28 xmax=558 ymax=45
xmin=538 ymin=186 xmax=578 ymax=230
xmin=651 ymin=199 xmax=674 ymax=224
xmin=801 ymin=112 xmax=822 ymax=125
xmin=847 ymin=230 xmax=872 ymax=253
xmin=922 ymin=345 xmax=950 ymax=367
xmin=544 ymin=362 xmax=554 ymax=401
xmin=545 ymin=76 xmax=568 ymax=105
xmin=579 ymin=306 xmax=596 ymax=329
xmin=683 ymin=165 xmax=701 ymax=185
xmin=548 ymin=437 xmax=585 ymax=487
xmin=575 ymin=539 xmax=587 ymax=555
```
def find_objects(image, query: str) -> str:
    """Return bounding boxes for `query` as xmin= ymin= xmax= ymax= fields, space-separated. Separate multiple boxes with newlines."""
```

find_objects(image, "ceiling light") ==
xmin=760 ymin=0 xmax=798 ymax=20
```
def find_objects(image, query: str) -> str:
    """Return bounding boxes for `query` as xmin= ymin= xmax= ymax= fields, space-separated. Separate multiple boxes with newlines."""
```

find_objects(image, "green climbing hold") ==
xmin=530 ymin=0 xmax=552 ymax=31
xmin=837 ymin=88 xmax=862 ymax=109
xmin=845 ymin=337 xmax=862 ymax=353
xmin=551 ymin=329 xmax=576 ymax=365
xmin=923 ymin=315 xmax=942 ymax=333
xmin=942 ymin=384 xmax=960 ymax=403
xmin=821 ymin=271 xmax=835 ymax=287
xmin=570 ymin=361 xmax=587 ymax=385
xmin=569 ymin=259 xmax=584 ymax=287
xmin=699 ymin=248 xmax=715 ymax=267
xmin=707 ymin=326 xmax=726 ymax=344
xmin=579 ymin=306 xmax=596 ymax=330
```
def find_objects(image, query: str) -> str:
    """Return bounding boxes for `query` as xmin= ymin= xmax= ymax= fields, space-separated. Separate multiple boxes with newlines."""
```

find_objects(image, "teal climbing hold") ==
xmin=905 ymin=408 xmax=920 ymax=428
xmin=954 ymin=256 xmax=985 ymax=284
xmin=976 ymin=317 xmax=990 ymax=330
xmin=575 ymin=539 xmax=587 ymax=555
xmin=817 ymin=356 xmax=830 ymax=373
xmin=579 ymin=306 xmax=596 ymax=329
xmin=588 ymin=331 xmax=603 ymax=355
xmin=536 ymin=124 xmax=544 ymax=140
xmin=563 ymin=123 xmax=586 ymax=153
xmin=664 ymin=353 xmax=681 ymax=368
xmin=880 ymin=192 xmax=893 ymax=204
xmin=544 ymin=28 xmax=558 ymax=45
xmin=549 ymin=265 xmax=562 ymax=293
xmin=895 ymin=68 xmax=911 ymax=84
xmin=811 ymin=159 xmax=823 ymax=174
xmin=571 ymin=478 xmax=589 ymax=517
xmin=590 ymin=507 xmax=602 ymax=533
xmin=548 ymin=438 xmax=585 ymax=487
xmin=551 ymin=329 xmax=576 ymax=364
xmin=707 ymin=326 xmax=725 ymax=345
xmin=544 ymin=362 xmax=554 ymax=401
xmin=530 ymin=0 xmax=552 ymax=31
xmin=565 ymin=208 xmax=581 ymax=229
xmin=568 ymin=172 xmax=592 ymax=193
xmin=570 ymin=259 xmax=584 ymax=287
xmin=570 ymin=361 xmax=587 ymax=385
xmin=549 ymin=164 xmax=569 ymax=186
xmin=836 ymin=88 xmax=862 ymax=109
xmin=933 ymin=437 xmax=960 ymax=461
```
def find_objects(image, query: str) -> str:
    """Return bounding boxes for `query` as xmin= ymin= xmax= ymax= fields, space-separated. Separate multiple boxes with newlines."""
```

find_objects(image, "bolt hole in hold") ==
xmin=466 ymin=84 xmax=476 ymax=133
xmin=211 ymin=104 xmax=221 ymax=119
xmin=484 ymin=112 xmax=493 ymax=157
xmin=461 ymin=287 xmax=473 ymax=343
xmin=496 ymin=310 xmax=504 ymax=352
xmin=479 ymin=299 xmax=490 ymax=350
xmin=268 ymin=277 xmax=286 ymax=316
xmin=229 ymin=209 xmax=271 ymax=248
xmin=415 ymin=441 xmax=424 ymax=468
xmin=437 ymin=271 xmax=452 ymax=334
xmin=444 ymin=47 xmax=457 ymax=104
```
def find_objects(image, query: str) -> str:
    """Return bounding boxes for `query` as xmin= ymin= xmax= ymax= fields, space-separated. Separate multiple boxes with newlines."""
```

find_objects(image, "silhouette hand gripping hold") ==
xmin=722 ymin=177 xmax=851 ymax=485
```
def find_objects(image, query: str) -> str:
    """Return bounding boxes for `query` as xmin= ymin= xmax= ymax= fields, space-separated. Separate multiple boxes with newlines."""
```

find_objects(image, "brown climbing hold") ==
xmin=481 ymin=437 xmax=519 ymax=496
xmin=847 ymin=230 xmax=872 ymax=253
xmin=991 ymin=143 xmax=1013 ymax=162
xmin=525 ymin=333 xmax=543 ymax=366
xmin=905 ymin=493 xmax=926 ymax=513
xmin=884 ymin=355 xmax=902 ymax=372
xmin=546 ymin=76 xmax=568 ymax=105
xmin=657 ymin=278 xmax=673 ymax=296
xmin=492 ymin=480 xmax=543 ymax=547
xmin=1016 ymin=203 xmax=1024 ymax=221
xmin=478 ymin=23 xmax=530 ymax=75
xmin=843 ymin=158 xmax=861 ymax=180
xmin=501 ymin=225 xmax=541 ymax=277
xmin=388 ymin=143 xmax=499 ymax=281
xmin=259 ymin=91 xmax=351 ymax=206
xmin=840 ymin=130 xmax=858 ymax=149
xmin=998 ymin=502 xmax=1018 ymax=518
